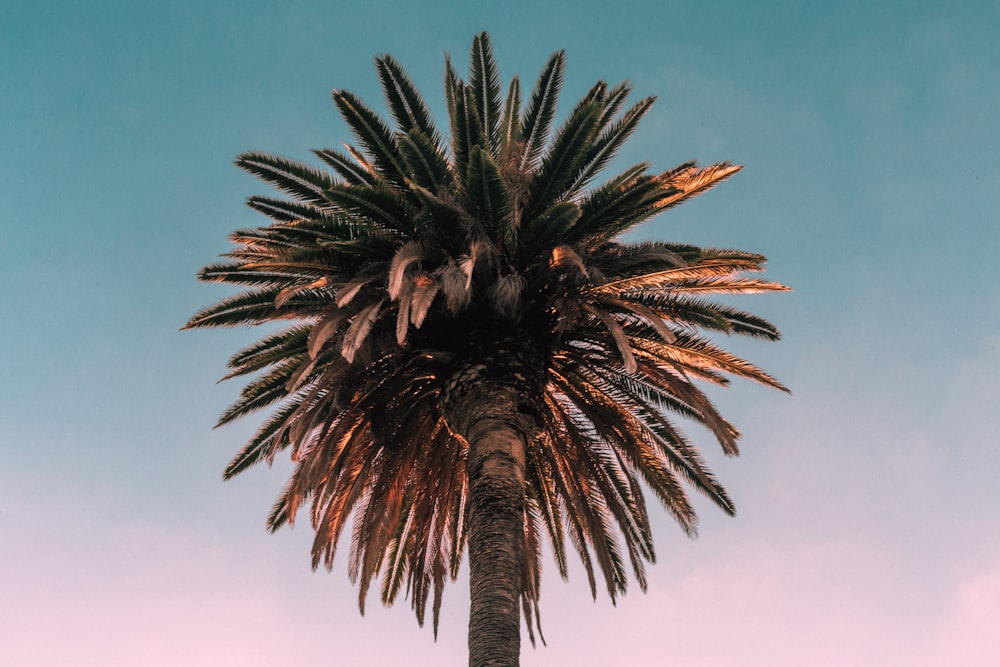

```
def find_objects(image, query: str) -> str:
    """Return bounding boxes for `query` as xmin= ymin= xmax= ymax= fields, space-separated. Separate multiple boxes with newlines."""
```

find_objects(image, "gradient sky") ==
xmin=3 ymin=1 xmax=999 ymax=665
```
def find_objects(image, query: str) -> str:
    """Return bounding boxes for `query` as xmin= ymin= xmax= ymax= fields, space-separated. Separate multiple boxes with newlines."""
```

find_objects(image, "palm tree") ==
xmin=186 ymin=32 xmax=787 ymax=666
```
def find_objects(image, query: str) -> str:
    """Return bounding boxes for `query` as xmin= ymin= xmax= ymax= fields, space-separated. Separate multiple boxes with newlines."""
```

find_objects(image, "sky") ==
xmin=2 ymin=0 xmax=999 ymax=664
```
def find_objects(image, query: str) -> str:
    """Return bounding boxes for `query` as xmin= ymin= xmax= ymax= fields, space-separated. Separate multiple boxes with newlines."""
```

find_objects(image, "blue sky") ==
xmin=3 ymin=1 xmax=999 ymax=664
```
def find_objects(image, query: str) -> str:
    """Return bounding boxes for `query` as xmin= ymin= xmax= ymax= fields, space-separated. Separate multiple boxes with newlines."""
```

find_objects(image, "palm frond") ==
xmin=246 ymin=195 xmax=323 ymax=222
xmin=376 ymin=54 xmax=440 ymax=144
xmin=313 ymin=148 xmax=378 ymax=186
xmin=565 ymin=96 xmax=655 ymax=197
xmin=332 ymin=90 xmax=408 ymax=184
xmin=216 ymin=357 xmax=302 ymax=426
xmin=529 ymin=101 xmax=603 ymax=214
xmin=324 ymin=183 xmax=414 ymax=235
xmin=398 ymin=130 xmax=452 ymax=191
xmin=236 ymin=152 xmax=336 ymax=206
xmin=655 ymin=162 xmax=743 ymax=211
xmin=468 ymin=32 xmax=503 ymax=155
xmin=464 ymin=145 xmax=511 ymax=237
xmin=341 ymin=300 xmax=383 ymax=363
xmin=519 ymin=50 xmax=565 ymax=169
xmin=224 ymin=324 xmax=311 ymax=379
xmin=499 ymin=75 xmax=522 ymax=156
xmin=184 ymin=288 xmax=285 ymax=328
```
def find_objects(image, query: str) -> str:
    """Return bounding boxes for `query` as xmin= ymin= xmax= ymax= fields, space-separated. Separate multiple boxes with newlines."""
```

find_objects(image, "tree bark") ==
xmin=466 ymin=415 xmax=527 ymax=667
xmin=441 ymin=331 xmax=546 ymax=666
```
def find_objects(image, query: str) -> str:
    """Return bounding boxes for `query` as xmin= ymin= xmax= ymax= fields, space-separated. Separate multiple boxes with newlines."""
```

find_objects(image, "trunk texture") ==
xmin=442 ymin=332 xmax=546 ymax=666
xmin=466 ymin=415 xmax=526 ymax=667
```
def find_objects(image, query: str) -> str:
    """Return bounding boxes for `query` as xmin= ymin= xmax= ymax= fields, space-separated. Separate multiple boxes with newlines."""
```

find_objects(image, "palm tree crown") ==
xmin=186 ymin=32 xmax=787 ymax=661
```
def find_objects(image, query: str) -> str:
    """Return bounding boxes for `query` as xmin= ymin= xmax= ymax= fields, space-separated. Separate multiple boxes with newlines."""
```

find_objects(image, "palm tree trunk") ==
xmin=465 ymin=415 xmax=527 ymax=666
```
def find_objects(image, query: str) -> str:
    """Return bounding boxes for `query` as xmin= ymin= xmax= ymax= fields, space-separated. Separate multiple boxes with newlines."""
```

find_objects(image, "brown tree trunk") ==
xmin=465 ymin=415 xmax=527 ymax=667
xmin=442 ymin=333 xmax=546 ymax=666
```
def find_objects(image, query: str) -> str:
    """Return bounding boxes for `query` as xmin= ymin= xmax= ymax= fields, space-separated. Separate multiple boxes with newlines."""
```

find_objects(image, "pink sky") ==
xmin=4 ymin=484 xmax=998 ymax=665
xmin=6 ymin=335 xmax=998 ymax=664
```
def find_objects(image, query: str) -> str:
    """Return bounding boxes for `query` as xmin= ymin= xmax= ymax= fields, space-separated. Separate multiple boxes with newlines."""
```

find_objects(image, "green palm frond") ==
xmin=224 ymin=325 xmax=310 ymax=379
xmin=518 ymin=50 xmax=565 ymax=170
xmin=216 ymin=357 xmax=302 ymax=426
xmin=464 ymin=145 xmax=511 ymax=239
xmin=312 ymin=148 xmax=378 ymax=186
xmin=236 ymin=152 xmax=336 ymax=205
xmin=468 ymin=32 xmax=503 ymax=155
xmin=324 ymin=183 xmax=414 ymax=235
xmin=185 ymin=288 xmax=285 ymax=328
xmin=571 ymin=168 xmax=662 ymax=244
xmin=332 ymin=90 xmax=408 ymax=184
xmin=565 ymin=96 xmax=655 ymax=197
xmin=529 ymin=100 xmax=603 ymax=215
xmin=517 ymin=201 xmax=582 ymax=262
xmin=375 ymin=54 xmax=441 ymax=144
xmin=246 ymin=195 xmax=323 ymax=222
xmin=499 ymin=75 xmax=522 ymax=156
xmin=398 ymin=130 xmax=452 ymax=191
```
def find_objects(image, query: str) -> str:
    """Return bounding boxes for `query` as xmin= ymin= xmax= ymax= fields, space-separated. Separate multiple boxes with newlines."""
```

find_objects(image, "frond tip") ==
xmin=656 ymin=162 xmax=743 ymax=210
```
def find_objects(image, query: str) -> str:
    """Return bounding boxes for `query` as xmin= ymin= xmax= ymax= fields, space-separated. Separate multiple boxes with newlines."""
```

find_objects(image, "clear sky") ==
xmin=3 ymin=1 xmax=999 ymax=664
